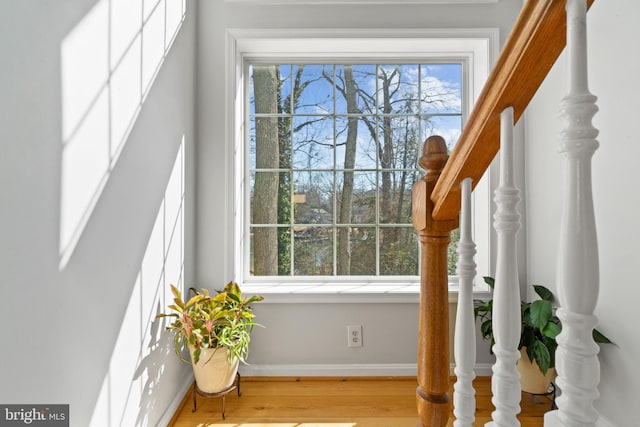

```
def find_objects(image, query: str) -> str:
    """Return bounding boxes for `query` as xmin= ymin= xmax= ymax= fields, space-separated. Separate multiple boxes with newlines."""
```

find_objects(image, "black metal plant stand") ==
xmin=192 ymin=373 xmax=241 ymax=420
xmin=523 ymin=381 xmax=557 ymax=410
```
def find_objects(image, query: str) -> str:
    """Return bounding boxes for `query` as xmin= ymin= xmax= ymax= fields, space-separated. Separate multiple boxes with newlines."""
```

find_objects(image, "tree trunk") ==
xmin=380 ymin=70 xmax=396 ymax=244
xmin=252 ymin=66 xmax=279 ymax=275
xmin=395 ymin=118 xmax=412 ymax=223
xmin=337 ymin=65 xmax=359 ymax=275
xmin=277 ymin=67 xmax=292 ymax=275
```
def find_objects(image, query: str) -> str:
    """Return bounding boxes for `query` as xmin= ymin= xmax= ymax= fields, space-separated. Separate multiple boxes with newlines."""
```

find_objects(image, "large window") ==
xmin=249 ymin=63 xmax=462 ymax=277
xmin=230 ymin=29 xmax=495 ymax=289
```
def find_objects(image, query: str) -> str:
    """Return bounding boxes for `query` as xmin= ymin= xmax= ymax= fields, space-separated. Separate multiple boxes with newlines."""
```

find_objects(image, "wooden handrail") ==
xmin=431 ymin=0 xmax=595 ymax=221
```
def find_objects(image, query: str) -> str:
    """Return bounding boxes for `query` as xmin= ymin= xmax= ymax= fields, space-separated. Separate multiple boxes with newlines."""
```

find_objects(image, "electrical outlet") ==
xmin=347 ymin=325 xmax=363 ymax=348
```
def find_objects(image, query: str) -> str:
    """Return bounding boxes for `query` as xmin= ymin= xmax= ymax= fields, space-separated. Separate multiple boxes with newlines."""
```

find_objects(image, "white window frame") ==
xmin=226 ymin=28 xmax=498 ymax=302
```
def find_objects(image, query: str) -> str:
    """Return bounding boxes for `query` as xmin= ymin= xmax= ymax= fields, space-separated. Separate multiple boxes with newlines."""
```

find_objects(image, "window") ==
xmin=229 ymin=29 xmax=496 ymax=290
xmin=249 ymin=63 xmax=462 ymax=277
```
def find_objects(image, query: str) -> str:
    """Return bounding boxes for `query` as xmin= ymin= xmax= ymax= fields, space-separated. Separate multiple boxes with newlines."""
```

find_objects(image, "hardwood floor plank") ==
xmin=235 ymin=378 xmax=417 ymax=397
xmin=170 ymin=377 xmax=551 ymax=427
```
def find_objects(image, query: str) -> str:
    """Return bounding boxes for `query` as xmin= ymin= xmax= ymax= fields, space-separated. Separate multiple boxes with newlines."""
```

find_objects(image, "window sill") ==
xmin=242 ymin=282 xmax=490 ymax=304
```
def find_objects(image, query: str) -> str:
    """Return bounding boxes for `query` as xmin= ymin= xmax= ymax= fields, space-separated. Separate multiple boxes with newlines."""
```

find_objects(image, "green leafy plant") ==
xmin=474 ymin=276 xmax=613 ymax=375
xmin=157 ymin=281 xmax=263 ymax=365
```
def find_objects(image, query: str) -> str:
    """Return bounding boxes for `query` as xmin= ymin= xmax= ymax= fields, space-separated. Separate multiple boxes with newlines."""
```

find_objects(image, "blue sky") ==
xmin=249 ymin=62 xmax=463 ymax=172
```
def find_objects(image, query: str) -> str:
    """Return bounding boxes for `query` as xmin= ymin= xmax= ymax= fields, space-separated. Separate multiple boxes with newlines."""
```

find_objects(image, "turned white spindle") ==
xmin=453 ymin=177 xmax=477 ymax=427
xmin=487 ymin=106 xmax=521 ymax=427
xmin=544 ymin=0 xmax=601 ymax=426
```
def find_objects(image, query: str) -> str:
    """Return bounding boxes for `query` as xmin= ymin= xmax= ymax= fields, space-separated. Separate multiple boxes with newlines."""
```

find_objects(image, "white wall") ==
xmin=243 ymin=300 xmax=493 ymax=377
xmin=196 ymin=1 xmax=521 ymax=375
xmin=0 ymin=1 xmax=196 ymax=426
xmin=525 ymin=0 xmax=640 ymax=425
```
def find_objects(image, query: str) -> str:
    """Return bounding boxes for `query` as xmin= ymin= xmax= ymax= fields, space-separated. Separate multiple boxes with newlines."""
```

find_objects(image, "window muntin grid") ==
xmin=248 ymin=63 xmax=463 ymax=277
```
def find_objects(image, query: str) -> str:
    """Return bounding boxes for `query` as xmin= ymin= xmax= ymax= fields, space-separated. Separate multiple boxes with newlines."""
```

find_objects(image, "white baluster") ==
xmin=544 ymin=0 xmax=601 ymax=426
xmin=487 ymin=106 xmax=521 ymax=427
xmin=453 ymin=177 xmax=477 ymax=427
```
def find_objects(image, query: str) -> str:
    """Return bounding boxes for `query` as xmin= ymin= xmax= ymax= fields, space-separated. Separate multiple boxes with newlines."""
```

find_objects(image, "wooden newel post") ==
xmin=412 ymin=136 xmax=458 ymax=427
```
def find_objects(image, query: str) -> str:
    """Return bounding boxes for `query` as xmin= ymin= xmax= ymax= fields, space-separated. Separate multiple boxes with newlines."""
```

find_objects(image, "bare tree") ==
xmin=251 ymin=63 xmax=460 ymax=276
xmin=336 ymin=65 xmax=359 ymax=274
xmin=252 ymin=66 xmax=279 ymax=275
xmin=379 ymin=67 xmax=399 ymax=231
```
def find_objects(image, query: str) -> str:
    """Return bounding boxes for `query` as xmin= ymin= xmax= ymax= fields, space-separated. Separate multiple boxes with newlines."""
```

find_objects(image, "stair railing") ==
xmin=412 ymin=1 xmax=601 ymax=426
xmin=486 ymin=106 xmax=522 ymax=427
xmin=452 ymin=176 xmax=476 ymax=427
xmin=545 ymin=0 xmax=601 ymax=425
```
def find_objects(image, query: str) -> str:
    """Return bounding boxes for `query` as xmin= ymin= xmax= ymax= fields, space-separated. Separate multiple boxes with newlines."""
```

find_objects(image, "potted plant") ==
xmin=474 ymin=276 xmax=612 ymax=394
xmin=157 ymin=281 xmax=263 ymax=393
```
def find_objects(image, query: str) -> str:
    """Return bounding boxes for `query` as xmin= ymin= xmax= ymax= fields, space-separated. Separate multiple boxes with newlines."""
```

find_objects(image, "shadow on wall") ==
xmin=57 ymin=1 xmax=192 ymax=424
xmin=88 ymin=138 xmax=191 ymax=426
xmin=0 ymin=0 xmax=193 ymax=424
xmin=133 ymin=303 xmax=175 ymax=427
xmin=59 ymin=0 xmax=186 ymax=269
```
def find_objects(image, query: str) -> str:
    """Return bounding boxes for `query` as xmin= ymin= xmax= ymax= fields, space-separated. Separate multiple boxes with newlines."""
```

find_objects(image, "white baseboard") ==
xmin=156 ymin=373 xmax=194 ymax=427
xmin=468 ymin=363 xmax=494 ymax=377
xmin=239 ymin=363 xmax=418 ymax=377
xmin=239 ymin=362 xmax=495 ymax=377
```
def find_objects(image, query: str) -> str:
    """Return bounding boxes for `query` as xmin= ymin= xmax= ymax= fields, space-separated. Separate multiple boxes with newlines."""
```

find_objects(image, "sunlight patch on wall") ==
xmin=89 ymin=137 xmax=185 ymax=427
xmin=59 ymin=0 xmax=185 ymax=269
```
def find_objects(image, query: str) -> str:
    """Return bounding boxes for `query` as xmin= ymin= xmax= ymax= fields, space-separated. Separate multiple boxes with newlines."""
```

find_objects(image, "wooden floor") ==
xmin=170 ymin=376 xmax=553 ymax=427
